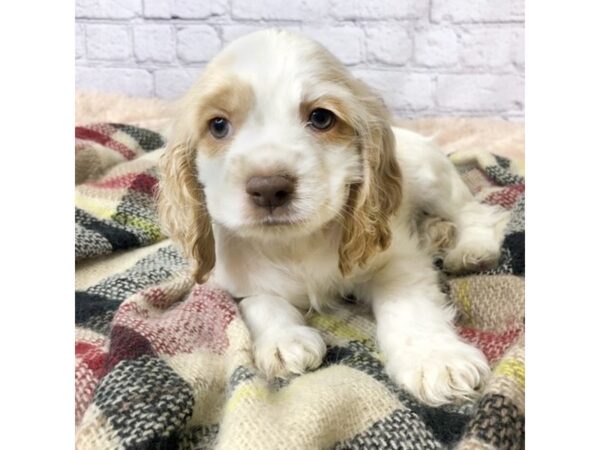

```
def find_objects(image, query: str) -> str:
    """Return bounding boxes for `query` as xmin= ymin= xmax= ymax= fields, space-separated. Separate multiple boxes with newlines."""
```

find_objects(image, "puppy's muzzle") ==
xmin=246 ymin=175 xmax=295 ymax=210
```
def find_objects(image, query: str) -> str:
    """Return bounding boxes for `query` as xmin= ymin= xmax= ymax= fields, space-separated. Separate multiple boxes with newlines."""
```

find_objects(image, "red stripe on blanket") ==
xmin=112 ymin=285 xmax=238 ymax=356
xmin=75 ymin=126 xmax=136 ymax=160
xmin=75 ymin=341 xmax=108 ymax=380
xmin=87 ymin=172 xmax=158 ymax=195
xmin=141 ymin=286 xmax=178 ymax=309
xmin=75 ymin=336 xmax=109 ymax=425
xmin=457 ymin=326 xmax=523 ymax=364
xmin=106 ymin=325 xmax=157 ymax=372
xmin=484 ymin=183 xmax=525 ymax=209
xmin=75 ymin=361 xmax=98 ymax=426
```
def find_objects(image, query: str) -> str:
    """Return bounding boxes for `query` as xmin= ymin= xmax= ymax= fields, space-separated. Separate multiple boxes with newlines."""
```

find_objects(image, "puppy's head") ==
xmin=158 ymin=29 xmax=402 ymax=282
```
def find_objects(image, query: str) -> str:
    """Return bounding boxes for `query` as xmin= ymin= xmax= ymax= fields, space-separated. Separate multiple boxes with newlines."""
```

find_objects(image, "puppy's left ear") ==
xmin=338 ymin=82 xmax=403 ymax=275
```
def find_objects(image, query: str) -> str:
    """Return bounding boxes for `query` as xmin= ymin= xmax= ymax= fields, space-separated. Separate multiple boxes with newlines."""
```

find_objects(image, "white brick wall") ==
xmin=75 ymin=0 xmax=524 ymax=119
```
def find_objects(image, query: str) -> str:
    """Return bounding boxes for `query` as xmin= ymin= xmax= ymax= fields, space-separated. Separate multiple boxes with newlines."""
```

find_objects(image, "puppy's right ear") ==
xmin=157 ymin=134 xmax=215 ymax=283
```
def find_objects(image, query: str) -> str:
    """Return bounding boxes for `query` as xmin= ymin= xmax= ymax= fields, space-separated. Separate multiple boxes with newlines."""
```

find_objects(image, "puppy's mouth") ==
xmin=244 ymin=205 xmax=312 ymax=232
xmin=259 ymin=216 xmax=305 ymax=227
xmin=251 ymin=206 xmax=305 ymax=226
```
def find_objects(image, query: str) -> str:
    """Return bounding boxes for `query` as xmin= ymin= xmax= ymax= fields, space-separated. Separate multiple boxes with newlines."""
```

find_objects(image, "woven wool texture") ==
xmin=75 ymin=124 xmax=525 ymax=449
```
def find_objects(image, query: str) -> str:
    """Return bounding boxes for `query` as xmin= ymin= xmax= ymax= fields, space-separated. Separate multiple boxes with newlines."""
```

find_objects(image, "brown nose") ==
xmin=246 ymin=175 xmax=295 ymax=209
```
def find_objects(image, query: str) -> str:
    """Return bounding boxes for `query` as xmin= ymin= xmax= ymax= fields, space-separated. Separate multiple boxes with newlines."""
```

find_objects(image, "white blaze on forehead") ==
xmin=191 ymin=29 xmax=364 ymax=236
xmin=203 ymin=33 xmax=316 ymax=167
xmin=217 ymin=31 xmax=340 ymax=104
xmin=229 ymin=38 xmax=306 ymax=121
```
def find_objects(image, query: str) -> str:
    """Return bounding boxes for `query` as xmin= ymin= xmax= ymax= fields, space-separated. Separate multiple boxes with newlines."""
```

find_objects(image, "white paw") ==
xmin=443 ymin=236 xmax=501 ymax=273
xmin=253 ymin=326 xmax=326 ymax=379
xmin=387 ymin=337 xmax=490 ymax=406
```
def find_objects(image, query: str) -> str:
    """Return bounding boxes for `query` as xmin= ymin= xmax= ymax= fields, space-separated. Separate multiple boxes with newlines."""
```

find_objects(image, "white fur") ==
xmin=181 ymin=30 xmax=509 ymax=405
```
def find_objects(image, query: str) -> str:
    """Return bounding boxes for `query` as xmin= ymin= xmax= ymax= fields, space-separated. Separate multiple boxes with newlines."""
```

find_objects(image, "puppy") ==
xmin=158 ymin=29 xmax=508 ymax=406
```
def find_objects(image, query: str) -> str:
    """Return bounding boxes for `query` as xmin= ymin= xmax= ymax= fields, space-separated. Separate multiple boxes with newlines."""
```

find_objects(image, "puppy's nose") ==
xmin=246 ymin=175 xmax=295 ymax=209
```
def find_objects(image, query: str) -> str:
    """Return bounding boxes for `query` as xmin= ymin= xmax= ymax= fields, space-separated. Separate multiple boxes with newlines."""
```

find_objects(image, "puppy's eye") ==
xmin=308 ymin=108 xmax=335 ymax=131
xmin=208 ymin=117 xmax=231 ymax=139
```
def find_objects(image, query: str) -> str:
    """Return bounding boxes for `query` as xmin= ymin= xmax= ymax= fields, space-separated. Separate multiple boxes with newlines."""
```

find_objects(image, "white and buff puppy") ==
xmin=158 ymin=29 xmax=508 ymax=406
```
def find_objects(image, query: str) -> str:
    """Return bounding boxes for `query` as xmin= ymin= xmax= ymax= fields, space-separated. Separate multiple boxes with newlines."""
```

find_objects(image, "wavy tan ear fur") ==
xmin=157 ymin=140 xmax=215 ymax=283
xmin=155 ymin=63 xmax=254 ymax=283
xmin=338 ymin=82 xmax=403 ymax=276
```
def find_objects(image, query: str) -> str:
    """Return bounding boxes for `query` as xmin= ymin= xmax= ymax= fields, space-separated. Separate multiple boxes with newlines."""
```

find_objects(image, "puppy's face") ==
xmin=159 ymin=30 xmax=402 ymax=281
xmin=191 ymin=32 xmax=362 ymax=240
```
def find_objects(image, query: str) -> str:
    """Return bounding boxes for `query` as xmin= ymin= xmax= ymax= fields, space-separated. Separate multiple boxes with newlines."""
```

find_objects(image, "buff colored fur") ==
xmin=157 ymin=142 xmax=215 ymax=282
xmin=158 ymin=29 xmax=509 ymax=406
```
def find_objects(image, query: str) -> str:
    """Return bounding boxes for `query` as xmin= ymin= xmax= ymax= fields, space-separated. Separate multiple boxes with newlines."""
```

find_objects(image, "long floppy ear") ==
xmin=338 ymin=81 xmax=403 ymax=276
xmin=157 ymin=133 xmax=215 ymax=283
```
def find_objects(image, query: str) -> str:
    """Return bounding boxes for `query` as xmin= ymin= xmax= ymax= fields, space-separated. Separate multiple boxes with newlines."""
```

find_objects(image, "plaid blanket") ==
xmin=75 ymin=124 xmax=525 ymax=450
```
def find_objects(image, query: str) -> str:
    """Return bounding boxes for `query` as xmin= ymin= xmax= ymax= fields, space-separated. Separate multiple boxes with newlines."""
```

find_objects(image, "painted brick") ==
xmin=511 ymin=0 xmax=525 ymax=20
xmin=232 ymin=0 xmax=326 ymax=20
xmin=134 ymin=25 xmax=174 ymax=62
xmin=330 ymin=0 xmax=428 ymax=20
xmin=86 ymin=25 xmax=131 ymax=61
xmin=222 ymin=24 xmax=302 ymax=45
xmin=431 ymin=0 xmax=524 ymax=23
xmin=512 ymin=28 xmax=524 ymax=69
xmin=301 ymin=26 xmax=365 ymax=65
xmin=365 ymin=25 xmax=412 ymax=65
xmin=142 ymin=0 xmax=170 ymax=19
xmin=414 ymin=28 xmax=459 ymax=67
xmin=222 ymin=25 xmax=268 ymax=45
xmin=352 ymin=70 xmax=435 ymax=112
xmin=154 ymin=68 xmax=203 ymax=99
xmin=170 ymin=0 xmax=228 ymax=19
xmin=76 ymin=24 xmax=85 ymax=60
xmin=436 ymin=74 xmax=524 ymax=110
xmin=76 ymin=67 xmax=154 ymax=97
xmin=75 ymin=0 xmax=525 ymax=118
xmin=76 ymin=0 xmax=142 ymax=19
xmin=176 ymin=26 xmax=221 ymax=63
xmin=459 ymin=27 xmax=514 ymax=69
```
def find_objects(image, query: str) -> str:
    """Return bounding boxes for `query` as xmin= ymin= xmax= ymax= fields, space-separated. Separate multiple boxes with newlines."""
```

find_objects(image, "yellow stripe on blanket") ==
xmin=225 ymin=382 xmax=271 ymax=413
xmin=308 ymin=314 xmax=371 ymax=344
xmin=493 ymin=357 xmax=525 ymax=388
xmin=225 ymin=376 xmax=313 ymax=413
xmin=455 ymin=279 xmax=474 ymax=327
xmin=113 ymin=213 xmax=164 ymax=239
xmin=75 ymin=192 xmax=117 ymax=219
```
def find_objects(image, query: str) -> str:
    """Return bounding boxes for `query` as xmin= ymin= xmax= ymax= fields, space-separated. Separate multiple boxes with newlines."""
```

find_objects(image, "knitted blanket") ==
xmin=75 ymin=123 xmax=525 ymax=450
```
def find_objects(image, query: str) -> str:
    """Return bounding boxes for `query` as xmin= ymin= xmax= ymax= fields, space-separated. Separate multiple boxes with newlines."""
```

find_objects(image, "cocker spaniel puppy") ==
xmin=158 ymin=29 xmax=508 ymax=406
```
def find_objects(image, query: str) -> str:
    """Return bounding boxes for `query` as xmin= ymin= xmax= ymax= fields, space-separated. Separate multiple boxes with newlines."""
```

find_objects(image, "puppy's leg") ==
xmin=369 ymin=257 xmax=489 ymax=406
xmin=239 ymin=295 xmax=326 ymax=379
xmin=403 ymin=136 xmax=509 ymax=272
xmin=439 ymin=194 xmax=509 ymax=273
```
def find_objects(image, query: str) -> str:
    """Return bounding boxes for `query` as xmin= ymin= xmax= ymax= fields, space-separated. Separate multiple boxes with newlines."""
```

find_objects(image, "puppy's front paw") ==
xmin=253 ymin=326 xmax=326 ymax=379
xmin=387 ymin=338 xmax=489 ymax=406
